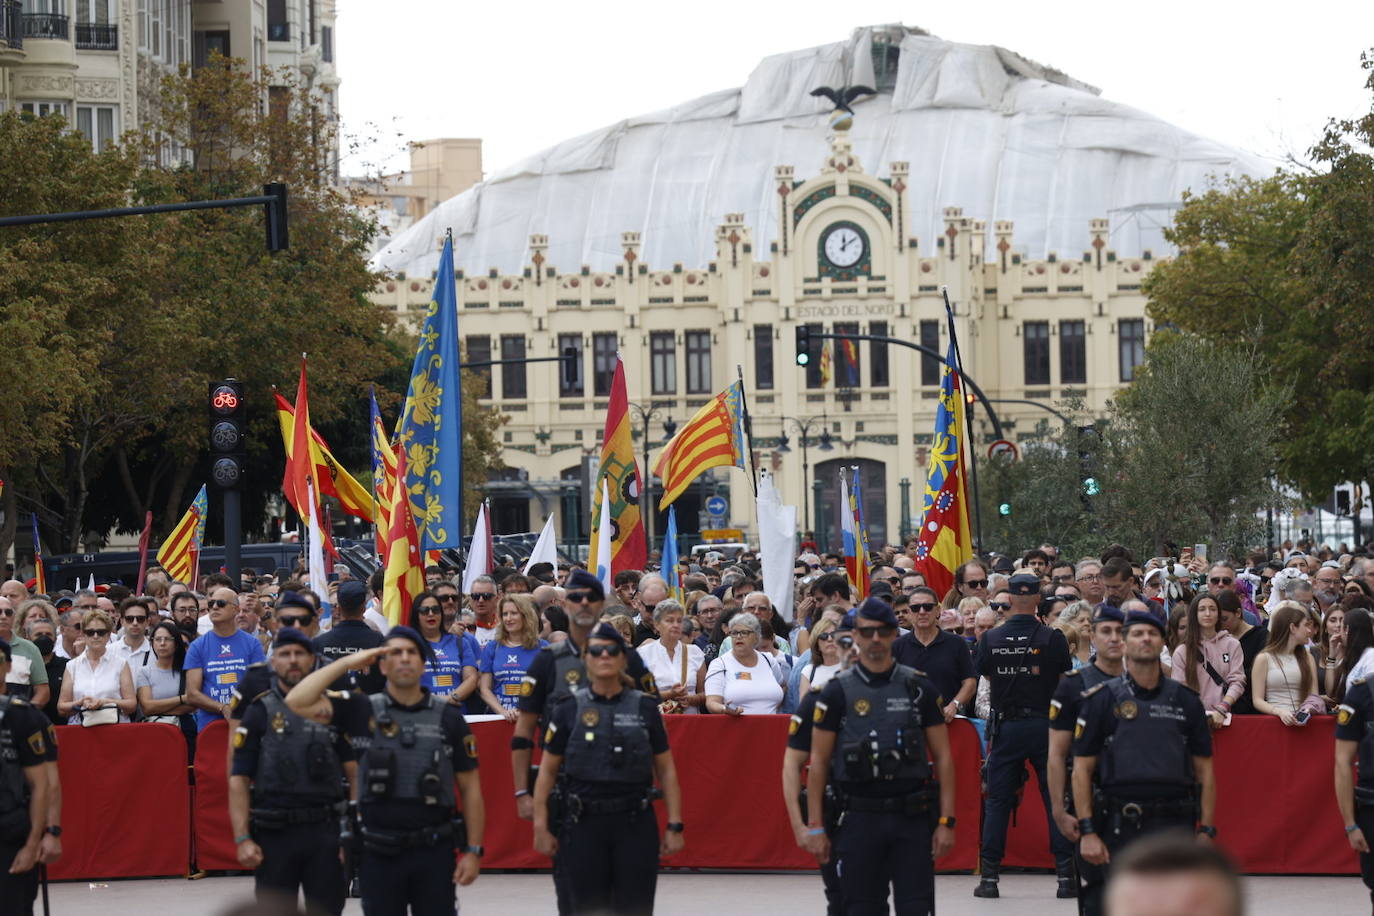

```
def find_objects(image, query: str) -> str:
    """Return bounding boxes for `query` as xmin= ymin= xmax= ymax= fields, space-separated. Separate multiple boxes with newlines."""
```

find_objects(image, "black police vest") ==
xmin=251 ymin=690 xmax=344 ymax=806
xmin=828 ymin=666 xmax=931 ymax=784
xmin=1079 ymin=664 xmax=1113 ymax=691
xmin=361 ymin=693 xmax=455 ymax=808
xmin=0 ymin=697 xmax=30 ymax=817
xmin=544 ymin=641 xmax=586 ymax=715
xmin=1099 ymin=679 xmax=1195 ymax=790
xmin=1352 ymin=685 xmax=1374 ymax=786
xmin=561 ymin=687 xmax=654 ymax=786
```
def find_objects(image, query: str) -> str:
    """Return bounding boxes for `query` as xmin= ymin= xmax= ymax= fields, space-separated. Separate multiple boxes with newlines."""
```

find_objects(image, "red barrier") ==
xmin=1001 ymin=715 xmax=1359 ymax=874
xmin=193 ymin=719 xmax=240 ymax=872
xmin=49 ymin=723 xmax=190 ymax=880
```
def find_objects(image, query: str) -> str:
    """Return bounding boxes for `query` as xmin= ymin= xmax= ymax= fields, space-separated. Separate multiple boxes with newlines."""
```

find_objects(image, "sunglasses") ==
xmin=855 ymin=625 xmax=896 ymax=638
xmin=279 ymin=615 xmax=312 ymax=627
xmin=207 ymin=599 xmax=232 ymax=609
xmin=990 ymin=602 xmax=1011 ymax=611
xmin=962 ymin=579 xmax=988 ymax=590
xmin=0 ymin=609 xmax=13 ymax=618
xmin=816 ymin=632 xmax=836 ymax=642
xmin=418 ymin=606 xmax=441 ymax=615
xmin=836 ymin=634 xmax=855 ymax=649
xmin=911 ymin=602 xmax=938 ymax=612
xmin=586 ymin=643 xmax=624 ymax=657
xmin=1209 ymin=577 xmax=1234 ymax=586
xmin=469 ymin=593 xmax=496 ymax=600
xmin=437 ymin=594 xmax=459 ymax=602
xmin=83 ymin=628 xmax=110 ymax=638
xmin=565 ymin=592 xmax=594 ymax=604
xmin=124 ymin=614 xmax=148 ymax=623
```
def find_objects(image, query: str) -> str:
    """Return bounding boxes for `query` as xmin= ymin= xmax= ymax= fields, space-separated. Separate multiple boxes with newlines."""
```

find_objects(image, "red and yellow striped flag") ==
xmin=588 ymin=356 xmax=646 ymax=576
xmin=382 ymin=450 xmax=424 ymax=628
xmin=156 ymin=485 xmax=207 ymax=585
xmin=653 ymin=380 xmax=747 ymax=509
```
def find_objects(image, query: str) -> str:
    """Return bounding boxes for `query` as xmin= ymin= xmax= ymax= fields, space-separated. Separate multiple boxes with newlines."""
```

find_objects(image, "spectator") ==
xmin=1055 ymin=620 xmax=1084 ymax=670
xmin=465 ymin=575 xmax=500 ymax=645
xmin=797 ymin=616 xmax=843 ymax=695
xmin=1219 ymin=590 xmax=1266 ymax=715
xmin=606 ymin=614 xmax=636 ymax=646
xmin=631 ymin=576 xmax=668 ymax=647
xmin=1169 ymin=593 xmax=1246 ymax=728
xmin=1339 ymin=608 xmax=1374 ymax=693
xmin=972 ymin=607 xmax=998 ymax=642
xmin=636 ymin=599 xmax=704 ymax=714
xmin=944 ymin=559 xmax=990 ymax=608
xmin=477 ymin=594 xmax=547 ymax=720
xmin=704 ymin=613 xmax=783 ymax=715
xmin=410 ymin=591 xmax=478 ymax=702
xmin=1049 ymin=561 xmax=1077 ymax=588
xmin=57 ymin=608 xmax=136 ymax=724
xmin=135 ymin=620 xmax=196 ymax=745
xmin=1163 ymin=604 xmax=1188 ymax=673
xmin=938 ymin=608 xmax=963 ymax=634
xmin=23 ymin=609 xmax=65 ymax=724
xmin=1319 ymin=604 xmax=1348 ymax=698
xmin=184 ymin=586 xmax=266 ymax=731
xmin=1039 ymin=596 xmax=1068 ymax=626
xmin=718 ymin=593 xmax=793 ymax=656
xmin=1076 ymin=559 xmax=1106 ymax=605
xmin=958 ymin=597 xmax=986 ymax=637
xmin=55 ymin=607 xmax=85 ymax=659
xmin=1058 ymin=601 xmax=1094 ymax=668
xmin=1250 ymin=601 xmax=1318 ymax=725
xmin=111 ymin=596 xmax=155 ymax=668
xmin=236 ymin=591 xmax=270 ymax=653
xmin=170 ymin=592 xmax=200 ymax=642
xmin=0 ymin=595 xmax=49 ymax=708
xmin=892 ymin=586 xmax=976 ymax=721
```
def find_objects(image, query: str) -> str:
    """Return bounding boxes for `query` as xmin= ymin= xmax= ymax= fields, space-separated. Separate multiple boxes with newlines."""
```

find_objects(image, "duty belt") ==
xmin=1354 ymin=785 xmax=1374 ymax=806
xmin=566 ymin=790 xmax=658 ymax=822
xmin=998 ymin=706 xmax=1046 ymax=721
xmin=1101 ymin=794 xmax=1195 ymax=825
xmin=360 ymin=820 xmax=459 ymax=853
xmin=250 ymin=805 xmax=336 ymax=828
xmin=841 ymin=791 xmax=932 ymax=816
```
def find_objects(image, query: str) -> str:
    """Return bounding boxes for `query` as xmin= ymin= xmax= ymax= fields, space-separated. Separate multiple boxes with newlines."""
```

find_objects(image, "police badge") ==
xmin=565 ymin=669 xmax=581 ymax=685
xmin=581 ymin=708 xmax=600 ymax=727
xmin=853 ymin=698 xmax=871 ymax=717
xmin=1115 ymin=700 xmax=1138 ymax=720
xmin=271 ymin=711 xmax=287 ymax=734
xmin=1339 ymin=705 xmax=1354 ymax=726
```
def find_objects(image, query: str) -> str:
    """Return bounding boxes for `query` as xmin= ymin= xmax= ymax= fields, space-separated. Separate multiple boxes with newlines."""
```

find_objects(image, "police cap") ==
xmin=1007 ymin=573 xmax=1041 ymax=596
xmin=853 ymin=596 xmax=899 ymax=629
xmin=588 ymin=621 xmax=627 ymax=647
xmin=565 ymin=569 xmax=605 ymax=602
xmin=277 ymin=590 xmax=315 ymax=615
xmin=1091 ymin=603 xmax=1125 ymax=626
xmin=1122 ymin=607 xmax=1166 ymax=635
xmin=335 ymin=580 xmax=368 ymax=613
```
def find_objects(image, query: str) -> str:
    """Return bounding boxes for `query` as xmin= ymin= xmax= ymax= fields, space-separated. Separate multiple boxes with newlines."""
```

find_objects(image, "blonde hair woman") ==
xmin=1252 ymin=601 xmax=1319 ymax=726
xmin=477 ymin=594 xmax=547 ymax=720
xmin=799 ymin=616 xmax=844 ymax=695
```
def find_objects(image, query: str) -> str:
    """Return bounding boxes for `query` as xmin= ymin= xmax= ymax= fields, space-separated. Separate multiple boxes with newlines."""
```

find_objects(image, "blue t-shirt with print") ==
xmin=423 ymin=632 xmax=480 ymax=698
xmin=479 ymin=640 xmax=548 ymax=710
xmin=185 ymin=629 xmax=266 ymax=731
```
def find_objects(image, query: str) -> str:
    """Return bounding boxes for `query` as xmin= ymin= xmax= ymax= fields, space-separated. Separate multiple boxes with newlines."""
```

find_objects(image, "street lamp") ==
xmin=774 ymin=415 xmax=833 ymax=533
xmin=628 ymin=402 xmax=677 ymax=548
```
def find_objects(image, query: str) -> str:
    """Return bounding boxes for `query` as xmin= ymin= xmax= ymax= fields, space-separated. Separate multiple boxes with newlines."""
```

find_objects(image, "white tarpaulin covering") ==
xmin=372 ymin=25 xmax=1272 ymax=278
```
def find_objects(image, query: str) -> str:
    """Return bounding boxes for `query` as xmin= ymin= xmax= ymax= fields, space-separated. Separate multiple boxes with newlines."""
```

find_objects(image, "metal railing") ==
xmin=23 ymin=12 xmax=68 ymax=40
xmin=75 ymin=22 xmax=116 ymax=49
xmin=0 ymin=1 xmax=23 ymax=49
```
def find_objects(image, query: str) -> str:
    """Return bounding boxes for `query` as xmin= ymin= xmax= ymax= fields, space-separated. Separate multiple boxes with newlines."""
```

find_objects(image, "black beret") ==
xmin=565 ymin=569 xmax=605 ymax=601
xmin=1091 ymin=603 xmax=1125 ymax=625
xmin=1123 ymin=608 xmax=1166 ymax=634
xmin=271 ymin=627 xmax=314 ymax=653
xmin=853 ymin=597 xmax=899 ymax=629
xmin=588 ymin=621 xmax=627 ymax=647
xmin=385 ymin=625 xmax=435 ymax=664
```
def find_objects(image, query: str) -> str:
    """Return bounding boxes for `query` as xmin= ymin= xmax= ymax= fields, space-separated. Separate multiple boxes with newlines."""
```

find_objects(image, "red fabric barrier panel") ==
xmin=192 ymin=719 xmax=240 ymax=872
xmin=49 ymin=723 xmax=191 ymax=880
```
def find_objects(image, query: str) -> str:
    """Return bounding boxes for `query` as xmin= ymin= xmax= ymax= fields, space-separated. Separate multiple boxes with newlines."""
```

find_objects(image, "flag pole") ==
xmin=735 ymin=365 xmax=759 ymax=498
xmin=942 ymin=287 xmax=984 ymax=554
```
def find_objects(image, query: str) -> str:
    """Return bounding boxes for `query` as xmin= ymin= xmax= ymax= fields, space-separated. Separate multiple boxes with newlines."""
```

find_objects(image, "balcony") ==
xmin=23 ymin=12 xmax=68 ymax=41
xmin=75 ymin=22 xmax=115 ymax=50
xmin=1 ymin=1 xmax=23 ymax=49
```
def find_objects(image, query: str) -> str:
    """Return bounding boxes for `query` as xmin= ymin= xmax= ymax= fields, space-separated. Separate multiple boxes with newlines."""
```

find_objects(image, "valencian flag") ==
xmin=30 ymin=514 xmax=46 ymax=595
xmin=274 ymin=390 xmax=376 ymax=523
xmin=914 ymin=339 xmax=974 ymax=598
xmin=654 ymin=380 xmax=747 ymax=509
xmin=383 ymin=449 xmax=424 ymax=628
xmin=398 ymin=233 xmax=463 ymax=551
xmin=156 ymin=485 xmax=207 ymax=585
xmin=588 ymin=356 xmax=646 ymax=576
xmin=369 ymin=385 xmax=399 ymax=559
xmin=848 ymin=466 xmax=873 ymax=598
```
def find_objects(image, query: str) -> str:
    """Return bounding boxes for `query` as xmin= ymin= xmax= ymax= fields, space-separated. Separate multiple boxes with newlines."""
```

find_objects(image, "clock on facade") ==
xmin=822 ymin=223 xmax=866 ymax=268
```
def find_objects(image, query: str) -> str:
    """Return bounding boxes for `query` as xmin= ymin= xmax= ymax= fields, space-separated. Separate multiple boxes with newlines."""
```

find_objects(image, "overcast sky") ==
xmin=335 ymin=0 xmax=1373 ymax=180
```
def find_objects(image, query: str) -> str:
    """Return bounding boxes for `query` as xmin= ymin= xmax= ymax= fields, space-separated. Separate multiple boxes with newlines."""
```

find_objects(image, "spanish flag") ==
xmin=275 ymin=388 xmax=376 ymax=524
xmin=156 ymin=485 xmax=207 ymax=585
xmin=368 ymin=385 xmax=398 ymax=559
xmin=654 ymin=380 xmax=747 ymax=510
xmin=588 ymin=356 xmax=646 ymax=576
xmin=913 ymin=340 xmax=974 ymax=598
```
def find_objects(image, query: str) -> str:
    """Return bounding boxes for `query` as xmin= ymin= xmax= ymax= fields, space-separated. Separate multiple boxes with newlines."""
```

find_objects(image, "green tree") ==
xmin=976 ymin=415 xmax=1096 ymax=559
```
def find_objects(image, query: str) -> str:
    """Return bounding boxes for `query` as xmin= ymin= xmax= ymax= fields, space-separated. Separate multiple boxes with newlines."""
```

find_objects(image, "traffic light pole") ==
xmin=223 ymin=490 xmax=241 ymax=582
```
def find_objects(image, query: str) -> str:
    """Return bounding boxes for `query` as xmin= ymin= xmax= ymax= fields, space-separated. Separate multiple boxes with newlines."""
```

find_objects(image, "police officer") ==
xmin=532 ymin=622 xmax=684 ymax=915
xmin=1072 ymin=608 xmax=1215 ymax=911
xmin=0 ymin=638 xmax=51 ymax=915
xmin=803 ymin=598 xmax=957 ymax=915
xmin=1334 ymin=672 xmax=1374 ymax=911
xmin=974 ymin=572 xmax=1074 ymax=898
xmin=510 ymin=569 xmax=657 ymax=914
xmin=781 ymin=625 xmax=857 ymax=915
xmin=229 ymin=628 xmax=354 ymax=915
xmin=1048 ymin=603 xmax=1125 ymax=912
xmin=287 ymin=626 xmax=485 ymax=916
xmin=313 ymin=580 xmax=385 ymax=694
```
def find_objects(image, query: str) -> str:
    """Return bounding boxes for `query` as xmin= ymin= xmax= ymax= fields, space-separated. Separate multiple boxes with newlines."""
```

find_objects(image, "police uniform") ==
xmin=232 ymin=676 xmax=354 ymax=915
xmin=0 ymin=694 xmax=49 ymax=916
xmin=314 ymin=620 xmax=386 ymax=695
xmin=543 ymin=677 xmax=669 ymax=915
xmin=1334 ymin=676 xmax=1374 ymax=907
xmin=788 ymin=690 xmax=843 ymax=915
xmin=974 ymin=573 xmax=1074 ymax=897
xmin=813 ymin=660 xmax=946 ymax=914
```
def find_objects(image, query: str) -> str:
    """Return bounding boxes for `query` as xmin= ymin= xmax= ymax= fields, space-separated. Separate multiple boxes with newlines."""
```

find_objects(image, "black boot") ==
xmin=1056 ymin=858 xmax=1078 ymax=898
xmin=973 ymin=857 xmax=1000 ymax=898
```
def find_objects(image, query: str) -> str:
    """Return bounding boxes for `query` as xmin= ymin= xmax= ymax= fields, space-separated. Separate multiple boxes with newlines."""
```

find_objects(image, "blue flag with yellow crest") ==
xmin=398 ymin=234 xmax=463 ymax=550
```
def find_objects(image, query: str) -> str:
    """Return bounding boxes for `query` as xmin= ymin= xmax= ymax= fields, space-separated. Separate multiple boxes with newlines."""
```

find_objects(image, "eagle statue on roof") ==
xmin=810 ymin=85 xmax=876 ymax=131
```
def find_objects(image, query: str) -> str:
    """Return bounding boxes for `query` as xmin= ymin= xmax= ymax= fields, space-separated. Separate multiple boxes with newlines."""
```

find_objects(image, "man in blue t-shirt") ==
xmin=185 ymin=585 xmax=267 ymax=730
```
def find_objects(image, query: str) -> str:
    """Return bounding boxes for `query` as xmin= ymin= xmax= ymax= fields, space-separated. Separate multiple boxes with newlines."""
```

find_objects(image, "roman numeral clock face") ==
xmin=823 ymin=224 xmax=866 ymax=268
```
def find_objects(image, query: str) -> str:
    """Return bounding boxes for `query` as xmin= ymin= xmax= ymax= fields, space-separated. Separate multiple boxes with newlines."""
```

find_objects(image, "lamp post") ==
xmin=628 ymin=402 xmax=677 ymax=549
xmin=774 ymin=415 xmax=834 ymax=538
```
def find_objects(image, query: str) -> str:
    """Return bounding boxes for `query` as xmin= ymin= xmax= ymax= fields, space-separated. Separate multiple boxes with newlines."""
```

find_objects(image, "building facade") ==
xmin=349 ymin=137 xmax=484 ymax=255
xmin=371 ymin=131 xmax=1161 ymax=552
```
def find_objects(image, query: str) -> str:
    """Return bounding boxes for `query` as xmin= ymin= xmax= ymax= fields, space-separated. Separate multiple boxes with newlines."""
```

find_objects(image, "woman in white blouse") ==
xmin=57 ymin=608 xmax=136 ymax=724
xmin=637 ymin=599 xmax=705 ymax=713
xmin=704 ymin=613 xmax=784 ymax=716
xmin=798 ymin=616 xmax=844 ymax=696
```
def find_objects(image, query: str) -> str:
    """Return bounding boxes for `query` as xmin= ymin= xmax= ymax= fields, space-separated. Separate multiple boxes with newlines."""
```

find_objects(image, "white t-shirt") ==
xmin=704 ymin=650 xmax=784 ymax=715
xmin=802 ymin=661 xmax=841 ymax=692
xmin=1347 ymin=646 xmax=1374 ymax=687
xmin=472 ymin=624 xmax=498 ymax=647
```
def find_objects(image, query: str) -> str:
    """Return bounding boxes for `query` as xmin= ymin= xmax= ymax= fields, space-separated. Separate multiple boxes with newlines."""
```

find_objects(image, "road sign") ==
xmin=705 ymin=495 xmax=728 ymax=517
xmin=700 ymin=528 xmax=744 ymax=542
xmin=987 ymin=439 xmax=1019 ymax=461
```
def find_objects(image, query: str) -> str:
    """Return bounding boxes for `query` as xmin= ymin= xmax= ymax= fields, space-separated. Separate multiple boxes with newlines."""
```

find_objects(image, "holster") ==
xmin=1096 ymin=791 xmax=1196 ymax=839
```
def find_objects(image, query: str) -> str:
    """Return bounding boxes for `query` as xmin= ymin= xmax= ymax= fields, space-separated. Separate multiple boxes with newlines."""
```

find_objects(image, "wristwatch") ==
xmin=462 ymin=845 xmax=485 ymax=857
xmin=936 ymin=816 xmax=956 ymax=828
xmin=1078 ymin=817 xmax=1096 ymax=835
xmin=665 ymin=822 xmax=685 ymax=833
xmin=1197 ymin=824 xmax=1217 ymax=838
xmin=45 ymin=826 xmax=62 ymax=838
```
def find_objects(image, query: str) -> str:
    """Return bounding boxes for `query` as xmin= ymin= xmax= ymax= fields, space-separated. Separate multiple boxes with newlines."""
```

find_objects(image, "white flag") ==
xmin=307 ymin=480 xmax=329 ymax=621
xmin=757 ymin=470 xmax=798 ymax=621
xmin=592 ymin=478 xmax=613 ymax=597
xmin=462 ymin=503 xmax=492 ymax=593
xmin=522 ymin=515 xmax=559 ymax=574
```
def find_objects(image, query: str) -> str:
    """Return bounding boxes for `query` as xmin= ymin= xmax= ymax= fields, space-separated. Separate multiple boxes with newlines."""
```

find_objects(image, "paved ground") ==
xmin=45 ymin=871 xmax=1370 ymax=914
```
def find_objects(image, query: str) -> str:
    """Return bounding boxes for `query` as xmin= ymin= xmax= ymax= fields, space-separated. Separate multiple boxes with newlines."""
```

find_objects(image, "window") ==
xmin=753 ymin=324 xmax=773 ymax=390
xmin=919 ymin=320 xmax=941 ymax=386
xmin=464 ymin=335 xmax=491 ymax=398
xmin=833 ymin=322 xmax=861 ymax=387
xmin=1060 ymin=320 xmax=1086 ymax=385
xmin=193 ymin=29 xmax=229 ymax=68
xmin=558 ymin=334 xmax=583 ymax=397
xmin=75 ymin=0 xmax=117 ymax=49
xmin=869 ymin=320 xmax=889 ymax=387
xmin=19 ymin=101 xmax=68 ymax=119
xmin=1023 ymin=321 xmax=1050 ymax=386
xmin=500 ymin=335 xmax=526 ymax=400
xmin=685 ymin=330 xmax=711 ymax=394
xmin=267 ymin=0 xmax=288 ymax=40
xmin=592 ymin=333 xmax=617 ymax=397
xmin=650 ymin=332 xmax=676 ymax=395
xmin=321 ymin=24 xmax=332 ymax=61
xmin=805 ymin=322 xmax=824 ymax=389
xmin=75 ymin=105 xmax=117 ymax=151
xmin=1119 ymin=318 xmax=1146 ymax=382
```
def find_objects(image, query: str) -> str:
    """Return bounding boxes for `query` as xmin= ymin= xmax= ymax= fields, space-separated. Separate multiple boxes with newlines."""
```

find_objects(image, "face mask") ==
xmin=32 ymin=636 xmax=54 ymax=656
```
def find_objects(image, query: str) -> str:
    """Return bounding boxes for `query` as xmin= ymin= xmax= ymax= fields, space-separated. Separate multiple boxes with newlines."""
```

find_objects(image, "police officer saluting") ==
xmin=803 ymin=598 xmax=957 ymax=915
xmin=0 ymin=638 xmax=50 ymax=915
xmin=1047 ymin=603 xmax=1125 ymax=912
xmin=1072 ymin=607 xmax=1216 ymax=909
xmin=1334 ymin=671 xmax=1374 ymax=912
xmin=532 ymin=622 xmax=683 ymax=915
xmin=974 ymin=572 xmax=1075 ymax=899
xmin=230 ymin=628 xmax=354 ymax=915
xmin=287 ymin=626 xmax=485 ymax=916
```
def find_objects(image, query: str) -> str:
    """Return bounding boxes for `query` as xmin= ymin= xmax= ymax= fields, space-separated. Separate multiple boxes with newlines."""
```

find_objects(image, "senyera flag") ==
xmin=848 ymin=466 xmax=873 ymax=599
xmin=382 ymin=449 xmax=424 ymax=629
xmin=156 ymin=485 xmax=207 ymax=585
xmin=30 ymin=514 xmax=46 ymax=595
xmin=654 ymin=380 xmax=747 ymax=509
xmin=913 ymin=339 xmax=974 ymax=598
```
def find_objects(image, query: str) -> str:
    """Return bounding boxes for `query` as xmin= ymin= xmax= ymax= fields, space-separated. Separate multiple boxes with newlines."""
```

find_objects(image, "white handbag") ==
xmin=80 ymin=705 xmax=120 ymax=727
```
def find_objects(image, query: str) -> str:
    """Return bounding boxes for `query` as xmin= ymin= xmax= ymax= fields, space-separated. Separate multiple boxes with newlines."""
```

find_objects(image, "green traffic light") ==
xmin=998 ymin=503 xmax=1011 ymax=517
xmin=1083 ymin=477 xmax=1100 ymax=497
xmin=796 ymin=352 xmax=810 ymax=366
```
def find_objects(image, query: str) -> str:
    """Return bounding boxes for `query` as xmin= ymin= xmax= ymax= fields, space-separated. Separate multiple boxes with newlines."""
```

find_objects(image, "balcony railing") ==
xmin=1 ymin=1 xmax=23 ymax=49
xmin=23 ymin=12 xmax=68 ymax=40
xmin=75 ymin=22 xmax=116 ymax=50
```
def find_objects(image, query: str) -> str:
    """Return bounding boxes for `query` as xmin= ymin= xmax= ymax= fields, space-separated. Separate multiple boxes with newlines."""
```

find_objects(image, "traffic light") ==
xmin=795 ymin=325 xmax=811 ymax=366
xmin=1082 ymin=477 xmax=1100 ymax=497
xmin=562 ymin=346 xmax=579 ymax=386
xmin=1077 ymin=424 xmax=1100 ymax=507
xmin=1337 ymin=488 xmax=1352 ymax=515
xmin=209 ymin=379 xmax=246 ymax=489
xmin=998 ymin=502 xmax=1012 ymax=517
xmin=264 ymin=183 xmax=288 ymax=252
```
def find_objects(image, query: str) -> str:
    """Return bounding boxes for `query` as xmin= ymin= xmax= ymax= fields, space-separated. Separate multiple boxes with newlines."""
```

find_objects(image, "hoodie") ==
xmin=1169 ymin=630 xmax=1246 ymax=710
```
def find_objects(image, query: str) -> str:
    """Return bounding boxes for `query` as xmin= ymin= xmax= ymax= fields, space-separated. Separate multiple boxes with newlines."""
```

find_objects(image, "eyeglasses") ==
xmin=1078 ymin=574 xmax=1102 ymax=582
xmin=417 ymin=606 xmax=441 ymax=615
xmin=1209 ymin=577 xmax=1234 ymax=586
xmin=469 ymin=592 xmax=496 ymax=601
xmin=437 ymin=594 xmax=459 ymax=602
xmin=836 ymin=634 xmax=855 ymax=649
xmin=586 ymin=643 xmax=624 ymax=657
xmin=910 ymin=602 xmax=938 ymax=612
xmin=728 ymin=630 xmax=755 ymax=638
xmin=83 ymin=628 xmax=110 ymax=638
xmin=151 ymin=636 xmax=177 ymax=644
xmin=279 ymin=615 xmax=312 ymax=627
xmin=855 ymin=625 xmax=896 ymax=638
xmin=565 ymin=592 xmax=594 ymax=604
xmin=962 ymin=579 xmax=988 ymax=589
xmin=990 ymin=602 xmax=1011 ymax=611
xmin=123 ymin=614 xmax=148 ymax=623
xmin=880 ymin=576 xmax=901 ymax=585
xmin=207 ymin=599 xmax=232 ymax=609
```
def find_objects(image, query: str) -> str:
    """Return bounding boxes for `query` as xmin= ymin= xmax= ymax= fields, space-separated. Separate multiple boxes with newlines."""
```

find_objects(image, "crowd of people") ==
xmin=3 ymin=535 xmax=1374 ymax=914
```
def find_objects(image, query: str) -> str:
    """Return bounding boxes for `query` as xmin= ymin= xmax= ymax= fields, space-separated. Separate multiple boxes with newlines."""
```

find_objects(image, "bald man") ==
xmin=1 ymin=580 xmax=28 ymax=605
